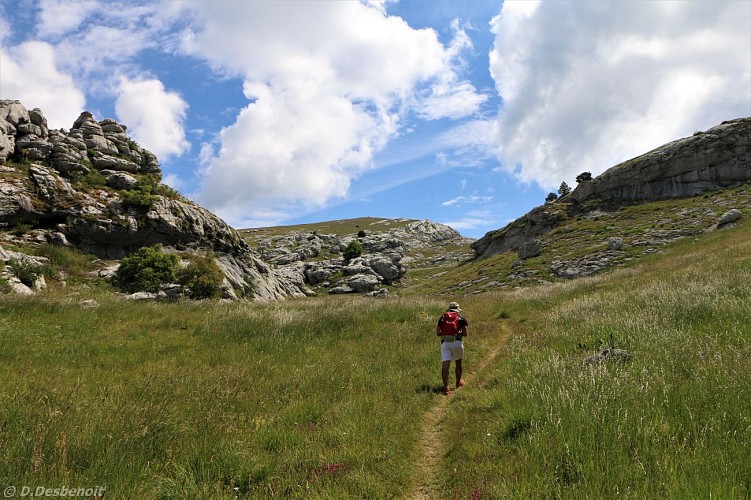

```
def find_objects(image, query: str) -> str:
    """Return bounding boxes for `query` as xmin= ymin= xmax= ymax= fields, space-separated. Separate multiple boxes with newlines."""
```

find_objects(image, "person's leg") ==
xmin=442 ymin=360 xmax=451 ymax=389
xmin=455 ymin=359 xmax=463 ymax=388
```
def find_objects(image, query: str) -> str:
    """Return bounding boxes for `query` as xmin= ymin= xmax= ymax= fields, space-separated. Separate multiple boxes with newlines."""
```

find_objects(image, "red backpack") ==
xmin=440 ymin=311 xmax=461 ymax=336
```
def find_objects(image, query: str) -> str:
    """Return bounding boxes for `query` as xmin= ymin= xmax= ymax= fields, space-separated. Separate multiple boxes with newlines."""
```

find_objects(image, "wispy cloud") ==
xmin=441 ymin=194 xmax=493 ymax=207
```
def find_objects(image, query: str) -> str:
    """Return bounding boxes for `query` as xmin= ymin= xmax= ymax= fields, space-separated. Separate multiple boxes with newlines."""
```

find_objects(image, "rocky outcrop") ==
xmin=248 ymin=219 xmax=469 ymax=295
xmin=473 ymin=117 xmax=751 ymax=260
xmin=569 ymin=117 xmax=751 ymax=203
xmin=0 ymin=101 xmax=307 ymax=301
xmin=472 ymin=206 xmax=568 ymax=259
xmin=1 ymin=101 xmax=160 ymax=177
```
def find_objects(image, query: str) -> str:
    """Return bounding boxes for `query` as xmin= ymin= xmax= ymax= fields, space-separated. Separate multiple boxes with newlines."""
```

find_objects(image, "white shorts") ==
xmin=440 ymin=340 xmax=464 ymax=362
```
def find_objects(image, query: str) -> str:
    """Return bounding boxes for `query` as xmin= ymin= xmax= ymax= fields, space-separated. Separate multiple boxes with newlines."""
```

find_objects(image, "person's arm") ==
xmin=437 ymin=318 xmax=442 ymax=336
xmin=460 ymin=317 xmax=468 ymax=337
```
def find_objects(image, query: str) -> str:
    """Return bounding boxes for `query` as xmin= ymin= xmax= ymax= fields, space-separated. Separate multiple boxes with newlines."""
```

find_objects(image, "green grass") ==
xmin=0 ymin=294 xmax=467 ymax=497
xmin=438 ymin=222 xmax=751 ymax=498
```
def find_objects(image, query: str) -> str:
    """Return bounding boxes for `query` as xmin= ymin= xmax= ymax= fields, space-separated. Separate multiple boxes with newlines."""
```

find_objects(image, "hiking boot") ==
xmin=442 ymin=386 xmax=451 ymax=396
xmin=456 ymin=379 xmax=466 ymax=389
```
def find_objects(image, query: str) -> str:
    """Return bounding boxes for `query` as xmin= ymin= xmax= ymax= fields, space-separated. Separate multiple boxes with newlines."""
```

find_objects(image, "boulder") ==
xmin=606 ymin=237 xmax=624 ymax=250
xmin=518 ymin=239 xmax=542 ymax=260
xmin=718 ymin=209 xmax=742 ymax=227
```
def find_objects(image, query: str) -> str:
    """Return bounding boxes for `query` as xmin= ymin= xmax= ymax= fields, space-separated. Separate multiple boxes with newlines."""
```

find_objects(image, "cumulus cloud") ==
xmin=36 ymin=0 xmax=100 ymax=38
xmin=0 ymin=41 xmax=85 ymax=128
xmin=177 ymin=1 xmax=484 ymax=217
xmin=114 ymin=76 xmax=189 ymax=160
xmin=490 ymin=0 xmax=751 ymax=189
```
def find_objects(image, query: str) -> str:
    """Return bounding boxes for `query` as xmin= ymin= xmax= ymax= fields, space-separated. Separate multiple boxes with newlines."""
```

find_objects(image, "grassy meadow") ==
xmin=1 ymin=218 xmax=749 ymax=497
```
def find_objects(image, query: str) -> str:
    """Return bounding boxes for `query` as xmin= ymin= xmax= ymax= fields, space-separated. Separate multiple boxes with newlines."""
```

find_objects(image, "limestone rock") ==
xmin=718 ymin=209 xmax=742 ymax=227
xmin=518 ymin=239 xmax=542 ymax=260
xmin=606 ymin=237 xmax=624 ymax=250
xmin=569 ymin=118 xmax=751 ymax=203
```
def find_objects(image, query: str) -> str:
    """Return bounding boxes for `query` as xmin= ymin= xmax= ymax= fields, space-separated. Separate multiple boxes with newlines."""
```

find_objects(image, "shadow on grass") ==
xmin=415 ymin=384 xmax=444 ymax=394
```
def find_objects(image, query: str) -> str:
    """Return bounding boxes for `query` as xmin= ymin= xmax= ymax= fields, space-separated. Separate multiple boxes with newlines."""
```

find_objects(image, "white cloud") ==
xmin=114 ymin=76 xmax=189 ymax=160
xmin=441 ymin=195 xmax=493 ymax=207
xmin=176 ymin=1 xmax=484 ymax=217
xmin=490 ymin=0 xmax=751 ymax=190
xmin=37 ymin=0 xmax=100 ymax=38
xmin=0 ymin=41 xmax=85 ymax=128
xmin=441 ymin=210 xmax=497 ymax=232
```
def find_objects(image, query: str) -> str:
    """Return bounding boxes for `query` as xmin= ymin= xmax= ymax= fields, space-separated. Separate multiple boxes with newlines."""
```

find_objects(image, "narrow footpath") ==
xmin=407 ymin=324 xmax=510 ymax=499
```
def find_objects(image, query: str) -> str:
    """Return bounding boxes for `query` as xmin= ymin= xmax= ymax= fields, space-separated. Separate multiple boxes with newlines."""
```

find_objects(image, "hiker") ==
xmin=436 ymin=302 xmax=468 ymax=395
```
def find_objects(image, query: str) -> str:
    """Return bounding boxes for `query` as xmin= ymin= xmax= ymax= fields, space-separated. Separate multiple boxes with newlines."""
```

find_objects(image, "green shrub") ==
xmin=119 ymin=189 xmax=157 ymax=210
xmin=119 ymin=174 xmax=180 ymax=209
xmin=343 ymin=240 xmax=364 ymax=261
xmin=8 ymin=258 xmax=50 ymax=287
xmin=357 ymin=229 xmax=366 ymax=238
xmin=176 ymin=255 xmax=225 ymax=299
xmin=114 ymin=245 xmax=178 ymax=293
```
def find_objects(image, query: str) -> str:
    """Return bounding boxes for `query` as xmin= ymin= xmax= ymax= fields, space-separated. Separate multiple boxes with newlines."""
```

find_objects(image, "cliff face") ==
xmin=570 ymin=117 xmax=751 ymax=203
xmin=473 ymin=117 xmax=751 ymax=260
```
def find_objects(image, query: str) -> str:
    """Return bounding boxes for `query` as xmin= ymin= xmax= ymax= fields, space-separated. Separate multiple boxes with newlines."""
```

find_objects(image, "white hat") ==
xmin=448 ymin=302 xmax=461 ymax=312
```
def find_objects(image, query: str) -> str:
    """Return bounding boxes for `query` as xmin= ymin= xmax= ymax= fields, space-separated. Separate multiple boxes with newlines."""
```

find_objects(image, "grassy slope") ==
xmin=406 ymin=183 xmax=751 ymax=295
xmin=438 ymin=221 xmax=751 ymax=498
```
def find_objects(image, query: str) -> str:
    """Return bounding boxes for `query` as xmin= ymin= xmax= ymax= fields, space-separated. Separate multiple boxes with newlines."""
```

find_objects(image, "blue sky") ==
xmin=1 ymin=0 xmax=749 ymax=238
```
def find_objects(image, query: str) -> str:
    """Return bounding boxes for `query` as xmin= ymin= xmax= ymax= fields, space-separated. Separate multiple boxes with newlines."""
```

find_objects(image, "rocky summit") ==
xmin=472 ymin=117 xmax=751 ymax=260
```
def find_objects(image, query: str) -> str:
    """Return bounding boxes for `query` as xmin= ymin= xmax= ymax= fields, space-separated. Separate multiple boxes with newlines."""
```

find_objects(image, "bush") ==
xmin=8 ymin=258 xmax=49 ymax=287
xmin=119 ymin=189 xmax=157 ymax=210
xmin=118 ymin=174 xmax=180 ymax=210
xmin=177 ymin=255 xmax=225 ymax=299
xmin=545 ymin=192 xmax=558 ymax=203
xmin=114 ymin=245 xmax=178 ymax=293
xmin=343 ymin=240 xmax=364 ymax=261
xmin=357 ymin=230 xmax=366 ymax=238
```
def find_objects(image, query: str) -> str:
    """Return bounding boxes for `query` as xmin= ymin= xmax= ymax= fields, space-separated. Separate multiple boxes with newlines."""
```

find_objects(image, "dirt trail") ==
xmin=407 ymin=326 xmax=509 ymax=499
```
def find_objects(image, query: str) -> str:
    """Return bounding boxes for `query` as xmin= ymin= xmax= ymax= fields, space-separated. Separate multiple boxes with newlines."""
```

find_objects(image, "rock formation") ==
xmin=247 ymin=219 xmax=470 ymax=295
xmin=473 ymin=117 xmax=751 ymax=260
xmin=0 ymin=100 xmax=306 ymax=300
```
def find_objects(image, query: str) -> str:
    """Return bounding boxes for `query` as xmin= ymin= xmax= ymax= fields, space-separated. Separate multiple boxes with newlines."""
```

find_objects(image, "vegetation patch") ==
xmin=113 ymin=245 xmax=178 ymax=293
xmin=176 ymin=254 xmax=225 ymax=299
xmin=8 ymin=258 xmax=50 ymax=287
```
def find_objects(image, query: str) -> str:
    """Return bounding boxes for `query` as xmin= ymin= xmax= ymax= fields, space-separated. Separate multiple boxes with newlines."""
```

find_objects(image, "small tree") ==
xmin=558 ymin=182 xmax=571 ymax=197
xmin=343 ymin=240 xmax=364 ymax=261
xmin=545 ymin=192 xmax=558 ymax=203
xmin=576 ymin=171 xmax=593 ymax=183
xmin=357 ymin=229 xmax=366 ymax=238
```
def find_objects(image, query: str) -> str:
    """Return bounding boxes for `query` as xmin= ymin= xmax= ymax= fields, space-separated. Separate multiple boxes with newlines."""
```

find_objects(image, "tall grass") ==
xmin=0 ymin=294 xmax=479 ymax=497
xmin=439 ymin=224 xmax=751 ymax=498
